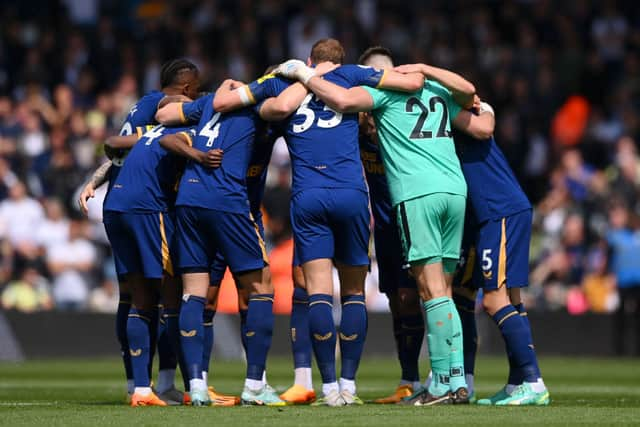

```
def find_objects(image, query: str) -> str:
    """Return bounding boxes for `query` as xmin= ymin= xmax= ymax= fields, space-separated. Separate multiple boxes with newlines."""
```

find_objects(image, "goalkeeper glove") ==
xmin=276 ymin=59 xmax=316 ymax=84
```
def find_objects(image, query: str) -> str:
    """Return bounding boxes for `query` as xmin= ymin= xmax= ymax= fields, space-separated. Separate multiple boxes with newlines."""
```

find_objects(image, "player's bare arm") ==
xmin=78 ymin=160 xmax=112 ymax=216
xmin=259 ymin=82 xmax=308 ymax=121
xmin=395 ymin=63 xmax=475 ymax=109
xmin=375 ymin=69 xmax=424 ymax=92
xmin=155 ymin=102 xmax=186 ymax=125
xmin=274 ymin=60 xmax=372 ymax=113
xmin=155 ymin=95 xmax=196 ymax=125
xmin=158 ymin=94 xmax=192 ymax=109
xmin=308 ymin=77 xmax=374 ymax=114
xmin=211 ymin=79 xmax=247 ymax=112
xmin=159 ymin=132 xmax=223 ymax=169
xmin=453 ymin=95 xmax=495 ymax=139
xmin=104 ymin=134 xmax=139 ymax=149
xmin=453 ymin=98 xmax=495 ymax=140
xmin=214 ymin=62 xmax=339 ymax=114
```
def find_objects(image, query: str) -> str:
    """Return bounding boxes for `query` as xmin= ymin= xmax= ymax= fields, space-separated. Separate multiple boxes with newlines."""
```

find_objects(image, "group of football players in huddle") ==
xmin=80 ymin=37 xmax=550 ymax=407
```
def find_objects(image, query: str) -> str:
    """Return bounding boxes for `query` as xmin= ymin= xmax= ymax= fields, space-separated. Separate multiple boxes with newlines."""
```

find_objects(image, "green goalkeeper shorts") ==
xmin=396 ymin=193 xmax=466 ymax=272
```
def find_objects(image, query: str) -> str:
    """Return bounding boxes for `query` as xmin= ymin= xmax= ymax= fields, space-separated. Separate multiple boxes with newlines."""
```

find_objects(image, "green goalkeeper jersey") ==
xmin=363 ymin=80 xmax=467 ymax=206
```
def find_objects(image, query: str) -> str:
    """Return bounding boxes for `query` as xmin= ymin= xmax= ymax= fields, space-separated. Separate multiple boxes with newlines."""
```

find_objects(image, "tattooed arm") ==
xmin=78 ymin=160 xmax=112 ymax=216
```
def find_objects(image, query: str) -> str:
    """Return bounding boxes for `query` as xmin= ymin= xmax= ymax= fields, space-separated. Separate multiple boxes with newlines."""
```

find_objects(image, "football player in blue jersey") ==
xmin=210 ymin=38 xmax=424 ymax=406
xmin=352 ymin=47 xmax=425 ymax=404
xmin=211 ymin=70 xmax=317 ymax=405
xmin=102 ymin=121 xmax=222 ymax=407
xmin=188 ymin=75 xmax=319 ymax=404
xmin=78 ymin=59 xmax=201 ymax=403
xmin=201 ymin=119 xmax=283 ymax=406
xmin=452 ymin=96 xmax=549 ymax=406
xmin=155 ymin=85 xmax=314 ymax=406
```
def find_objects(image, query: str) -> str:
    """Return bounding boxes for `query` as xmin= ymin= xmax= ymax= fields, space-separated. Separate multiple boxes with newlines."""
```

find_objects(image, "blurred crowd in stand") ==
xmin=0 ymin=1 xmax=639 ymax=321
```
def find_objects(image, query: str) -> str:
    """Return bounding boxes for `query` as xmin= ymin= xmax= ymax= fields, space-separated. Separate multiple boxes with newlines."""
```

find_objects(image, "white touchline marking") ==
xmin=0 ymin=402 xmax=58 ymax=406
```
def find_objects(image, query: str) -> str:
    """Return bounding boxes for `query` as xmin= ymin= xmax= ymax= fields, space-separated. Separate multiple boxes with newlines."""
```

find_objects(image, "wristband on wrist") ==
xmin=479 ymin=101 xmax=495 ymax=116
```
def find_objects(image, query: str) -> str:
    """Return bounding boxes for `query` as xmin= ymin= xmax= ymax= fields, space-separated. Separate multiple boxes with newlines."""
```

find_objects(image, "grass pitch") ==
xmin=0 ymin=356 xmax=638 ymax=426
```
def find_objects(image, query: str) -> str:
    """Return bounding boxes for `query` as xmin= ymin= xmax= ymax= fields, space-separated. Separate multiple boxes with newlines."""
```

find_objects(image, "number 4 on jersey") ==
xmin=200 ymin=112 xmax=221 ymax=147
xmin=143 ymin=125 xmax=165 ymax=145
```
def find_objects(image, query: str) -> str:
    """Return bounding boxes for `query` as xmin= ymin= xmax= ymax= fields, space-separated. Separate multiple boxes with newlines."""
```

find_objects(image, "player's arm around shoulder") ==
xmin=155 ymin=95 xmax=194 ymax=125
xmin=259 ymin=82 xmax=308 ymax=121
xmin=274 ymin=59 xmax=372 ymax=113
xmin=396 ymin=63 xmax=475 ymax=109
xmin=105 ymin=134 xmax=139 ymax=149
xmin=212 ymin=79 xmax=251 ymax=113
xmin=307 ymin=75 xmax=374 ymax=114
xmin=377 ymin=69 xmax=424 ymax=93
xmin=159 ymin=132 xmax=223 ymax=169
xmin=156 ymin=102 xmax=187 ymax=125
xmin=453 ymin=96 xmax=495 ymax=140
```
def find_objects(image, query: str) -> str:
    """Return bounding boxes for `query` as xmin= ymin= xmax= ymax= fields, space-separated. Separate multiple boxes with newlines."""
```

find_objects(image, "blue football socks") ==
xmin=291 ymin=288 xmax=312 ymax=370
xmin=245 ymin=294 xmax=274 ymax=381
xmin=309 ymin=294 xmax=337 ymax=386
xmin=339 ymin=294 xmax=367 ymax=381
xmin=127 ymin=308 xmax=153 ymax=387
xmin=179 ymin=295 xmax=206 ymax=382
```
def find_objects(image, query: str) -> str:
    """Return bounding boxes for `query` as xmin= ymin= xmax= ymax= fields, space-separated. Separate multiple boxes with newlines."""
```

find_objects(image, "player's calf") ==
xmin=281 ymin=279 xmax=315 ymax=404
xmin=178 ymin=272 xmax=209 ymax=405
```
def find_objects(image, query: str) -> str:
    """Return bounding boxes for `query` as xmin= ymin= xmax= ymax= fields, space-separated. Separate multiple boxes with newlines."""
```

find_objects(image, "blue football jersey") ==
xmin=104 ymin=125 xmax=195 ymax=213
xmin=175 ymin=94 xmax=263 ymax=214
xmin=454 ymin=129 xmax=531 ymax=223
xmin=246 ymin=65 xmax=385 ymax=195
xmin=106 ymin=90 xmax=165 ymax=197
xmin=247 ymin=123 xmax=281 ymax=218
xmin=359 ymin=133 xmax=392 ymax=228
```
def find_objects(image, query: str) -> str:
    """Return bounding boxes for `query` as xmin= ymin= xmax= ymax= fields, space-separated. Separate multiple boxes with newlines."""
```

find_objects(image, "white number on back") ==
xmin=200 ymin=112 xmax=221 ymax=147
xmin=143 ymin=125 xmax=165 ymax=145
xmin=292 ymin=94 xmax=343 ymax=133
xmin=120 ymin=121 xmax=133 ymax=136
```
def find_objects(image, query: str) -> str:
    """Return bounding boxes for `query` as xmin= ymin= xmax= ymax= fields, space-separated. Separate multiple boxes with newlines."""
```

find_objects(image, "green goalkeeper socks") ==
xmin=448 ymin=302 xmax=467 ymax=391
xmin=424 ymin=297 xmax=467 ymax=396
xmin=424 ymin=297 xmax=453 ymax=397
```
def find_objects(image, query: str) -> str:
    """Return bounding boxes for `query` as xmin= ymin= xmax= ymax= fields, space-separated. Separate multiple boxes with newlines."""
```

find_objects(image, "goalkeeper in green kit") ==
xmin=276 ymin=58 xmax=494 ymax=405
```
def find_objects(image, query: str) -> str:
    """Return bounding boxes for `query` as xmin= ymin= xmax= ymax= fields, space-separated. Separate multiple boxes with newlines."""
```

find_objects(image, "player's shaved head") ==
xmin=160 ymin=58 xmax=198 ymax=89
xmin=358 ymin=46 xmax=394 ymax=69
xmin=309 ymin=38 xmax=345 ymax=65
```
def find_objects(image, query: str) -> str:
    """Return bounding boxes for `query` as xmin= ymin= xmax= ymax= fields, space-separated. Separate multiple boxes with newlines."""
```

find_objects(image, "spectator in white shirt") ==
xmin=35 ymin=198 xmax=70 ymax=251
xmin=0 ymin=181 xmax=45 ymax=263
xmin=47 ymin=220 xmax=96 ymax=310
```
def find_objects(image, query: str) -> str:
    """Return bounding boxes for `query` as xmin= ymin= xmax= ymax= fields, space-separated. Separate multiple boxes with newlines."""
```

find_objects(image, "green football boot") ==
xmin=190 ymin=389 xmax=212 ymax=407
xmin=495 ymin=383 xmax=550 ymax=406
xmin=241 ymin=386 xmax=286 ymax=406
xmin=476 ymin=386 xmax=511 ymax=406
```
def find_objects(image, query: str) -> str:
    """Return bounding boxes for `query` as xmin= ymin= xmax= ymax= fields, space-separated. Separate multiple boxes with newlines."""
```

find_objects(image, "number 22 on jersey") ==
xmin=405 ymin=96 xmax=450 ymax=140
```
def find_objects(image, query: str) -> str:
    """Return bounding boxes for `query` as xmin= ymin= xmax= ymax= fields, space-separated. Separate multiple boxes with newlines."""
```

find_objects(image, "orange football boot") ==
xmin=280 ymin=384 xmax=317 ymax=404
xmin=373 ymin=384 xmax=414 ymax=404
xmin=208 ymin=386 xmax=240 ymax=406
xmin=130 ymin=391 xmax=168 ymax=407
xmin=182 ymin=393 xmax=191 ymax=406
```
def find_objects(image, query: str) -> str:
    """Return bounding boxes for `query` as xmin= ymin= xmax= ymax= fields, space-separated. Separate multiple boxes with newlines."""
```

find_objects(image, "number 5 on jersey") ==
xmin=200 ymin=112 xmax=221 ymax=147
